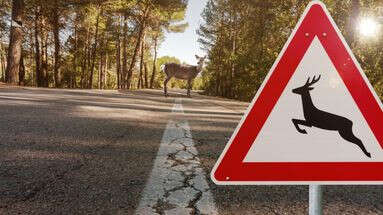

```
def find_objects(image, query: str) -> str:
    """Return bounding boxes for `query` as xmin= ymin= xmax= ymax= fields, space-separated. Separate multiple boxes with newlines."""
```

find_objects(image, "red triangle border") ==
xmin=211 ymin=1 xmax=383 ymax=185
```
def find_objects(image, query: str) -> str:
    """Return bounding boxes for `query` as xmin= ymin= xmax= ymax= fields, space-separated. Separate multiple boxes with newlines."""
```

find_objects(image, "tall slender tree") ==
xmin=5 ymin=0 xmax=24 ymax=84
xmin=51 ymin=0 xmax=62 ymax=87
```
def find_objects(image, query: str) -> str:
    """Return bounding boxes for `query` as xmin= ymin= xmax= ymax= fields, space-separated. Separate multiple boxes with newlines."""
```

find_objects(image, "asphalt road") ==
xmin=0 ymin=87 xmax=382 ymax=214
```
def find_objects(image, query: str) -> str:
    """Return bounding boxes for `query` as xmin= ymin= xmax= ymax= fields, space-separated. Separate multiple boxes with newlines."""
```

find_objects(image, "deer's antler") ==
xmin=305 ymin=77 xmax=310 ymax=86
xmin=306 ymin=75 xmax=321 ymax=87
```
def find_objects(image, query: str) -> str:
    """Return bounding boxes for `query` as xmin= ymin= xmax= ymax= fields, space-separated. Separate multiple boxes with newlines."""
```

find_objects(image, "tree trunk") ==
xmin=81 ymin=26 xmax=90 ymax=88
xmin=126 ymin=5 xmax=150 ymax=89
xmin=229 ymin=11 xmax=237 ymax=98
xmin=104 ymin=55 xmax=108 ymax=88
xmin=1 ymin=52 xmax=5 ymax=82
xmin=99 ymin=34 xmax=106 ymax=89
xmin=29 ymin=23 xmax=34 ymax=86
xmin=0 ymin=43 xmax=5 ymax=82
xmin=149 ymin=35 xmax=158 ymax=89
xmin=138 ymin=33 xmax=145 ymax=89
xmin=98 ymin=58 xmax=102 ymax=89
xmin=122 ymin=15 xmax=128 ymax=88
xmin=102 ymin=36 xmax=107 ymax=89
xmin=100 ymin=58 xmax=105 ymax=89
xmin=40 ymin=26 xmax=46 ymax=86
xmin=116 ymin=39 xmax=121 ymax=88
xmin=1 ymin=54 xmax=5 ymax=82
xmin=6 ymin=0 xmax=25 ymax=84
xmin=137 ymin=74 xmax=141 ymax=89
xmin=89 ymin=7 xmax=102 ymax=89
xmin=72 ymin=21 xmax=78 ymax=88
xmin=87 ymin=28 xmax=92 ymax=85
xmin=18 ymin=52 xmax=25 ymax=86
xmin=98 ymin=34 xmax=104 ymax=89
xmin=116 ymin=16 xmax=121 ymax=89
xmin=216 ymin=66 xmax=221 ymax=96
xmin=52 ymin=3 xmax=61 ymax=88
xmin=127 ymin=24 xmax=145 ymax=89
xmin=143 ymin=38 xmax=148 ymax=88
xmin=220 ymin=64 xmax=226 ymax=97
xmin=144 ymin=62 xmax=148 ymax=88
xmin=41 ymin=21 xmax=49 ymax=87
xmin=34 ymin=8 xmax=42 ymax=87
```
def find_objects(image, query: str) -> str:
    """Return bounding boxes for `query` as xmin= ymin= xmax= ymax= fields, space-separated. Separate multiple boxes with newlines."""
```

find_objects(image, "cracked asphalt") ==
xmin=0 ymin=87 xmax=382 ymax=214
xmin=135 ymin=98 xmax=217 ymax=215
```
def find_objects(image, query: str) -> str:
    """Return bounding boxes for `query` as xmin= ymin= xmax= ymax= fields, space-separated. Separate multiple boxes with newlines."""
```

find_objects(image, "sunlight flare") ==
xmin=358 ymin=18 xmax=380 ymax=37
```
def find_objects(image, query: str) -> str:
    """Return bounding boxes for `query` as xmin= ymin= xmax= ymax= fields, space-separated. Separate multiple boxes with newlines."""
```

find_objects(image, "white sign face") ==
xmin=244 ymin=37 xmax=383 ymax=162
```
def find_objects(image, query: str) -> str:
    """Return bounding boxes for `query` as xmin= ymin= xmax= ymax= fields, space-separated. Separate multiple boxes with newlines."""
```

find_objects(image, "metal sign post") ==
xmin=309 ymin=185 xmax=323 ymax=215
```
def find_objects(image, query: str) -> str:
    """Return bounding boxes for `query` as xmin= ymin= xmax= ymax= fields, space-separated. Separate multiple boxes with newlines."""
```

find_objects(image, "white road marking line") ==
xmin=135 ymin=98 xmax=218 ymax=215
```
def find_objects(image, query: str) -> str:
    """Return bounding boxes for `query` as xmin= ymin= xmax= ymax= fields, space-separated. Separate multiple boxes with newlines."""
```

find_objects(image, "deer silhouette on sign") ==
xmin=292 ymin=75 xmax=371 ymax=158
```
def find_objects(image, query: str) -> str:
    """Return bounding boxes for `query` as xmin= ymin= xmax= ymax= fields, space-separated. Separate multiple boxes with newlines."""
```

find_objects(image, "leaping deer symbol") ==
xmin=292 ymin=75 xmax=371 ymax=158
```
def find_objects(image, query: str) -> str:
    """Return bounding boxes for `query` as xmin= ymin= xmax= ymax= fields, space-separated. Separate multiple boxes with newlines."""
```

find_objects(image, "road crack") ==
xmin=135 ymin=100 xmax=218 ymax=215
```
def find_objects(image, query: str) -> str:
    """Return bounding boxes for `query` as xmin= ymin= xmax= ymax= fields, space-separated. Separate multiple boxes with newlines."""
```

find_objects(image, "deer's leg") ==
xmin=339 ymin=128 xmax=371 ymax=158
xmin=292 ymin=119 xmax=311 ymax=134
xmin=187 ymin=79 xmax=192 ymax=97
xmin=164 ymin=77 xmax=171 ymax=97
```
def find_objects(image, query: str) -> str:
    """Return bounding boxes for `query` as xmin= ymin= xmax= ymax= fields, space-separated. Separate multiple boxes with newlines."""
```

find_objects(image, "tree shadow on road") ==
xmin=0 ymin=92 xmax=171 ymax=214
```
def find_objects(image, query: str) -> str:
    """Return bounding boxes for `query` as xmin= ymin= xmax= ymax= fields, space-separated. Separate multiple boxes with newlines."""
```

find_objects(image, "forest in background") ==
xmin=0 ymin=0 xmax=190 ymax=90
xmin=1 ymin=0 xmax=383 ymax=102
xmin=198 ymin=0 xmax=383 ymax=101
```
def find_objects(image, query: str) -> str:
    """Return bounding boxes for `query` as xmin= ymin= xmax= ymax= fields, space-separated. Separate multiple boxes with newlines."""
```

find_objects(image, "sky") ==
xmin=158 ymin=0 xmax=209 ymax=65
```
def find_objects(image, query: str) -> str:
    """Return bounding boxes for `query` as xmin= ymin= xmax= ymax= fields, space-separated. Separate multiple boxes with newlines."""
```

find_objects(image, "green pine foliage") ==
xmin=0 ymin=0 xmax=189 ymax=89
xmin=198 ymin=0 xmax=383 ymax=101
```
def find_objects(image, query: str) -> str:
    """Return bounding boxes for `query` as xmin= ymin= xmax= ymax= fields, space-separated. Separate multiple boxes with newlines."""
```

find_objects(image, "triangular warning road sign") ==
xmin=211 ymin=1 xmax=383 ymax=185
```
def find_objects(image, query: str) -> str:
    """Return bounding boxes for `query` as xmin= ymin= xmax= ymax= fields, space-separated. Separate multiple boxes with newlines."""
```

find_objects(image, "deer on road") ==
xmin=292 ymin=75 xmax=371 ymax=158
xmin=162 ymin=55 xmax=206 ymax=97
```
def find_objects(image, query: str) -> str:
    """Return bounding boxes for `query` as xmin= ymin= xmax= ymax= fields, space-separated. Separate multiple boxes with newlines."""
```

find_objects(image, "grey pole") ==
xmin=310 ymin=1 xmax=323 ymax=212
xmin=309 ymin=185 xmax=323 ymax=215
